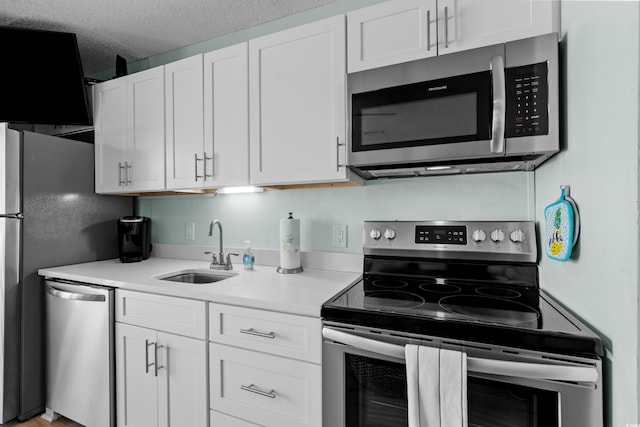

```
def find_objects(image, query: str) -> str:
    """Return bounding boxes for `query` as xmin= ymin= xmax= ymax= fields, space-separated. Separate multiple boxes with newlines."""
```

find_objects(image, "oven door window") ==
xmin=351 ymin=71 xmax=492 ymax=152
xmin=345 ymin=354 xmax=558 ymax=427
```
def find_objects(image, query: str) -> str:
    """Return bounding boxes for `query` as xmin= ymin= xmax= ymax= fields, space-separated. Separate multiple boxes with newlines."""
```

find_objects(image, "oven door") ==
xmin=322 ymin=326 xmax=603 ymax=427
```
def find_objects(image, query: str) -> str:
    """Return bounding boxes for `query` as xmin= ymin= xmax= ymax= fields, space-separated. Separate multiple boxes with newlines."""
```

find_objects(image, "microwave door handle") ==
xmin=322 ymin=327 xmax=598 ymax=384
xmin=490 ymin=55 xmax=506 ymax=154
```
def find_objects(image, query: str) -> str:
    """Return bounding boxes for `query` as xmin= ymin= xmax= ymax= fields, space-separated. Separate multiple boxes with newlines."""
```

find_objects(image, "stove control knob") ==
xmin=490 ymin=229 xmax=505 ymax=243
xmin=471 ymin=229 xmax=486 ymax=243
xmin=384 ymin=228 xmax=396 ymax=240
xmin=510 ymin=229 xmax=526 ymax=243
xmin=370 ymin=228 xmax=382 ymax=240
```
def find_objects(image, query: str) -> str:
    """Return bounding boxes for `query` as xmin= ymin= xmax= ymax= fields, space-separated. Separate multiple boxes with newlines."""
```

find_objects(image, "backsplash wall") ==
xmin=137 ymin=172 xmax=535 ymax=253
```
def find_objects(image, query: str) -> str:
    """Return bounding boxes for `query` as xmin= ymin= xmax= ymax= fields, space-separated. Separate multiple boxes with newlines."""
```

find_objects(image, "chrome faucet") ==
xmin=205 ymin=220 xmax=237 ymax=270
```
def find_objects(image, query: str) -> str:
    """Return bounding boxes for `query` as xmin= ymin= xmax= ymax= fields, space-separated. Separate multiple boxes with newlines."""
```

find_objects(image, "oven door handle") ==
xmin=322 ymin=327 xmax=598 ymax=384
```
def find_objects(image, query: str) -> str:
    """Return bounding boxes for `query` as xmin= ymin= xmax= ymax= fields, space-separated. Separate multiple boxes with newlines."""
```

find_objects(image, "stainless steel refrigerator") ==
xmin=0 ymin=123 xmax=133 ymax=422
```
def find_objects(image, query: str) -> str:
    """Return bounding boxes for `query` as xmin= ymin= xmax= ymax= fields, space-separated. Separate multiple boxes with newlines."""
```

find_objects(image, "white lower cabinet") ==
xmin=208 ymin=303 xmax=322 ymax=427
xmin=115 ymin=291 xmax=208 ymax=427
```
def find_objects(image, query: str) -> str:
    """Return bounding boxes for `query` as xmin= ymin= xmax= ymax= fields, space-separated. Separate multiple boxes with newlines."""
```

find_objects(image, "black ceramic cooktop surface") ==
xmin=322 ymin=258 xmax=603 ymax=358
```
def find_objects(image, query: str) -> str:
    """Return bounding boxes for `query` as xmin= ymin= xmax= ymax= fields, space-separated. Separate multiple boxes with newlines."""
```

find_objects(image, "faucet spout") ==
xmin=208 ymin=220 xmax=224 ymax=264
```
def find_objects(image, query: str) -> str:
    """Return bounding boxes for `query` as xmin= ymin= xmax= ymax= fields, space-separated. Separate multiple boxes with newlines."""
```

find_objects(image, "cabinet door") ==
xmin=203 ymin=43 xmax=250 ymax=189
xmin=126 ymin=66 xmax=166 ymax=192
xmin=116 ymin=323 xmax=158 ymax=427
xmin=438 ymin=0 xmax=558 ymax=55
xmin=165 ymin=55 xmax=205 ymax=190
xmin=249 ymin=16 xmax=347 ymax=186
xmin=347 ymin=0 xmax=437 ymax=72
xmin=94 ymin=78 xmax=127 ymax=193
xmin=157 ymin=332 xmax=207 ymax=427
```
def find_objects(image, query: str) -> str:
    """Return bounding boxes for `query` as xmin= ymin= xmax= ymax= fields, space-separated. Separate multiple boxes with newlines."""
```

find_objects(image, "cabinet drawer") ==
xmin=210 ymin=343 xmax=321 ymax=427
xmin=210 ymin=410 xmax=258 ymax=426
xmin=209 ymin=303 xmax=321 ymax=363
xmin=116 ymin=290 xmax=206 ymax=339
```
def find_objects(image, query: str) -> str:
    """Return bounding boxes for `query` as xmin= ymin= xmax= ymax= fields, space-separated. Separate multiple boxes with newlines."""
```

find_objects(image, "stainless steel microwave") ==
xmin=348 ymin=33 xmax=559 ymax=179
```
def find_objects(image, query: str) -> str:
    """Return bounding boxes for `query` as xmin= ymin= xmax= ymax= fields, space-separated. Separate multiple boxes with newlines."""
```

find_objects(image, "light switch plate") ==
xmin=185 ymin=222 xmax=195 ymax=241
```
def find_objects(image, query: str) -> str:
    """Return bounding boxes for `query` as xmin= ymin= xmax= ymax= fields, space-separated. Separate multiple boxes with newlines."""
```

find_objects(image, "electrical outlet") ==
xmin=332 ymin=224 xmax=347 ymax=248
xmin=185 ymin=222 xmax=195 ymax=241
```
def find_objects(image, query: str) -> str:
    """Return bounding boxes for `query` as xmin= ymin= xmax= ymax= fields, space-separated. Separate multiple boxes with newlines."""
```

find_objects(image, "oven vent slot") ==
xmin=445 ymin=341 xmax=492 ymax=353
xmin=541 ymin=354 xmax=598 ymax=367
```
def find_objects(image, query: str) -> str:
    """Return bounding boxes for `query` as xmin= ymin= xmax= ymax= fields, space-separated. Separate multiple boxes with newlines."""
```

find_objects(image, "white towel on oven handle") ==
xmin=405 ymin=344 xmax=468 ymax=427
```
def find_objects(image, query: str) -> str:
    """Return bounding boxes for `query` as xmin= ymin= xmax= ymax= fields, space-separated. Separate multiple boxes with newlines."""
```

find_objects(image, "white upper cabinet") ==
xmin=249 ymin=16 xmax=352 ymax=186
xmin=126 ymin=67 xmax=166 ymax=192
xmin=347 ymin=0 xmax=437 ymax=73
xmin=348 ymin=0 xmax=559 ymax=72
xmin=165 ymin=55 xmax=205 ymax=190
xmin=438 ymin=0 xmax=559 ymax=55
xmin=203 ymin=43 xmax=249 ymax=188
xmin=165 ymin=45 xmax=249 ymax=190
xmin=94 ymin=78 xmax=127 ymax=193
xmin=94 ymin=66 xmax=165 ymax=193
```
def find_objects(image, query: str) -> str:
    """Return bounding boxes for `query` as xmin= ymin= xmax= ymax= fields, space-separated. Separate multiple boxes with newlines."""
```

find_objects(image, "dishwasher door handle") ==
xmin=45 ymin=284 xmax=106 ymax=302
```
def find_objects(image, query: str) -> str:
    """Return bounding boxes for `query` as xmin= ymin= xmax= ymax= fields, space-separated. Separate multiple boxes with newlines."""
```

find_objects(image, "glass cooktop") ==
xmin=322 ymin=268 xmax=603 ymax=358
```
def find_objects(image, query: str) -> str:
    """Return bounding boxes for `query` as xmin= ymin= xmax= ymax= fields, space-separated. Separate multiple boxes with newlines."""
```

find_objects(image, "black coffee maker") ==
xmin=118 ymin=216 xmax=152 ymax=262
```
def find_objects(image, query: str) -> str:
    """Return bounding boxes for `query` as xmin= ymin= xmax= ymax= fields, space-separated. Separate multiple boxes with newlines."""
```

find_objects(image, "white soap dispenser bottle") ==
xmin=242 ymin=240 xmax=255 ymax=270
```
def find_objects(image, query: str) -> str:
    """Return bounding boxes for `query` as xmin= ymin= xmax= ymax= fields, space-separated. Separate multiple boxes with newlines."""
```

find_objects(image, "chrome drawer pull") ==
xmin=240 ymin=383 xmax=276 ymax=399
xmin=240 ymin=328 xmax=276 ymax=339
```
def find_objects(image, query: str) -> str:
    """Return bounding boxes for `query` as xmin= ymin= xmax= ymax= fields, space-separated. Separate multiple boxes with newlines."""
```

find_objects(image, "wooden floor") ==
xmin=2 ymin=415 xmax=83 ymax=427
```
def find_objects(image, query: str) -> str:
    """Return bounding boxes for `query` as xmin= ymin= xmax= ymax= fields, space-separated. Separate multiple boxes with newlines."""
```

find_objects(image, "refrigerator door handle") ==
xmin=0 ymin=213 xmax=24 ymax=219
xmin=45 ymin=284 xmax=106 ymax=302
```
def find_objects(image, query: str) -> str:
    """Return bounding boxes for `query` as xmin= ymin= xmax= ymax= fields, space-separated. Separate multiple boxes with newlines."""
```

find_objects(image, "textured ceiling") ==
xmin=0 ymin=0 xmax=338 ymax=75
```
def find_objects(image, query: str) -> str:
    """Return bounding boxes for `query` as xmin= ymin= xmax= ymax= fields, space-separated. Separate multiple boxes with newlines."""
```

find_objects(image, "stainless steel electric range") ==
xmin=322 ymin=220 xmax=603 ymax=427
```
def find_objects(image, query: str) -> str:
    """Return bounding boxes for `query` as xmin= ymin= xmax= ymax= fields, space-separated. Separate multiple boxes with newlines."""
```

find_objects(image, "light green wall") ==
xmin=534 ymin=2 xmax=639 ymax=425
xmin=138 ymin=173 xmax=534 ymax=252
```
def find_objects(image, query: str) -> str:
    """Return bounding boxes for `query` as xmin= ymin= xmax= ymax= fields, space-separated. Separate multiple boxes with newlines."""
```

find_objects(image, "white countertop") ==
xmin=39 ymin=257 xmax=361 ymax=317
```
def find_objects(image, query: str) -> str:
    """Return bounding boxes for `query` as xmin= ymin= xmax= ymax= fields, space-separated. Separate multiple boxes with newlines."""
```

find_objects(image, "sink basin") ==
xmin=155 ymin=269 xmax=237 ymax=284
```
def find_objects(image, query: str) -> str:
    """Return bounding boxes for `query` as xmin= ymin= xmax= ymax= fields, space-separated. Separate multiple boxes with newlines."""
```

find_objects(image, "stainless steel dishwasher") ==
xmin=44 ymin=279 xmax=115 ymax=427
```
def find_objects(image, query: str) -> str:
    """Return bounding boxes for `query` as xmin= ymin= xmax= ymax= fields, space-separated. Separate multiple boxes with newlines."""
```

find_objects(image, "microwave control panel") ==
xmin=505 ymin=62 xmax=549 ymax=138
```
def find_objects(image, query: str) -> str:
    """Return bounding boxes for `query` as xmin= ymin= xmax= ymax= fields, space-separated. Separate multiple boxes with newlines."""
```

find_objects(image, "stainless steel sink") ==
xmin=155 ymin=269 xmax=237 ymax=284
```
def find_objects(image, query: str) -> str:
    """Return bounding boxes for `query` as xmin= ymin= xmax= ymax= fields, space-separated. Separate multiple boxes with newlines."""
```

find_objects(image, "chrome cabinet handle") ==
xmin=240 ymin=383 xmax=276 ymax=399
xmin=240 ymin=328 xmax=276 ymax=339
xmin=154 ymin=343 xmax=164 ymax=377
xmin=124 ymin=161 xmax=132 ymax=185
xmin=426 ymin=10 xmax=431 ymax=51
xmin=204 ymin=152 xmax=213 ymax=180
xmin=194 ymin=153 xmax=204 ymax=181
xmin=444 ymin=6 xmax=449 ymax=49
xmin=336 ymin=137 xmax=346 ymax=172
xmin=145 ymin=339 xmax=153 ymax=374
xmin=118 ymin=162 xmax=126 ymax=186
xmin=490 ymin=55 xmax=506 ymax=154
xmin=145 ymin=340 xmax=164 ymax=376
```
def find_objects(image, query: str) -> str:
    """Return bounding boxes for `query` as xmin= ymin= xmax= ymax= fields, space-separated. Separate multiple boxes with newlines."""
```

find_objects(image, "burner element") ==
xmin=371 ymin=279 xmax=408 ymax=289
xmin=475 ymin=287 xmax=522 ymax=299
xmin=438 ymin=295 xmax=540 ymax=327
xmin=361 ymin=291 xmax=425 ymax=310
xmin=419 ymin=282 xmax=462 ymax=294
